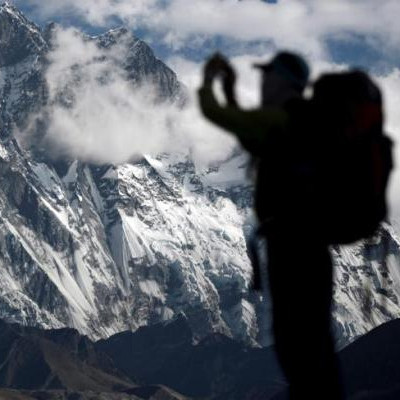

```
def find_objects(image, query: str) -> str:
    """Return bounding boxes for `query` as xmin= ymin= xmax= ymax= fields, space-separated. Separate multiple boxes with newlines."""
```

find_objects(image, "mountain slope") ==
xmin=3 ymin=318 xmax=400 ymax=400
xmin=0 ymin=3 xmax=260 ymax=344
xmin=0 ymin=320 xmax=134 ymax=392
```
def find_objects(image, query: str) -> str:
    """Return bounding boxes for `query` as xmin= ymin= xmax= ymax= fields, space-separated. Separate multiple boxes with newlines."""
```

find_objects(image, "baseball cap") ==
xmin=254 ymin=52 xmax=310 ymax=91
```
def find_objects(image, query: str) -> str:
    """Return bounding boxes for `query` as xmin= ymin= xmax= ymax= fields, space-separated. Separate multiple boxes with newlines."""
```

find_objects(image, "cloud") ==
xmin=17 ymin=27 xmax=237 ymax=167
xmin=16 ymin=0 xmax=400 ymax=60
xmin=377 ymin=70 xmax=400 ymax=224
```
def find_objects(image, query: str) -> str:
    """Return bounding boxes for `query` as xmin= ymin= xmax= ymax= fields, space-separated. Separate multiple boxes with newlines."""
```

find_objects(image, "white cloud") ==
xmin=377 ymin=71 xmax=400 ymax=224
xmin=17 ymin=27 xmax=237 ymax=167
xmin=17 ymin=0 xmax=400 ymax=59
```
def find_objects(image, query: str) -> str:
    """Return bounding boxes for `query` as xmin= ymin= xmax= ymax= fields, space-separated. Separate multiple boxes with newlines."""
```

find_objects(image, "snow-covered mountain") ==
xmin=332 ymin=225 xmax=400 ymax=347
xmin=0 ymin=2 xmax=399 ymax=348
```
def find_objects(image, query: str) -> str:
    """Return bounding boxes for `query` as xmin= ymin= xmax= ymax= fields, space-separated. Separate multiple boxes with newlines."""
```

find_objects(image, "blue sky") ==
xmin=11 ymin=0 xmax=400 ymax=72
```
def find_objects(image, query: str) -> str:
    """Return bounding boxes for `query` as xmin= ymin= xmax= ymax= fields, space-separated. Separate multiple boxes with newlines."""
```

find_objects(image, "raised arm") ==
xmin=198 ymin=85 xmax=288 ymax=156
xmin=198 ymin=54 xmax=289 ymax=156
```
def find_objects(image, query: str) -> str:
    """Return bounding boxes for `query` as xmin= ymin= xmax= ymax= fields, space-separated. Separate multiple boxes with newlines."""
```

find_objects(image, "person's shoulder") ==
xmin=284 ymin=97 xmax=312 ymax=124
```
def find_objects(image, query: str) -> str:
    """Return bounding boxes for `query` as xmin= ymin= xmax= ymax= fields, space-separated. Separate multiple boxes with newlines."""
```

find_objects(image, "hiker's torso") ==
xmin=254 ymin=97 xmax=316 ymax=224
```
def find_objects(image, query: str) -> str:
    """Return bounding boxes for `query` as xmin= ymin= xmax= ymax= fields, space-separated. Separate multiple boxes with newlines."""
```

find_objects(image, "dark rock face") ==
xmin=0 ymin=319 xmax=190 ymax=398
xmin=93 ymin=27 xmax=183 ymax=102
xmin=3 ymin=317 xmax=400 ymax=400
xmin=0 ymin=391 xmax=142 ymax=400
xmin=340 ymin=319 xmax=400 ymax=399
xmin=0 ymin=317 xmax=283 ymax=400
xmin=0 ymin=4 xmax=48 ymax=135
xmin=0 ymin=3 xmax=46 ymax=67
xmin=96 ymin=314 xmax=284 ymax=399
xmin=0 ymin=320 xmax=134 ymax=392
xmin=273 ymin=318 xmax=400 ymax=400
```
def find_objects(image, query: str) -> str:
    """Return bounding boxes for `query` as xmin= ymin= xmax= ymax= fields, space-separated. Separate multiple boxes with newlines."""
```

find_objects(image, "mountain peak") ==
xmin=0 ymin=2 xmax=32 ymax=24
xmin=94 ymin=26 xmax=137 ymax=49
xmin=0 ymin=2 xmax=13 ymax=10
xmin=0 ymin=3 xmax=46 ymax=66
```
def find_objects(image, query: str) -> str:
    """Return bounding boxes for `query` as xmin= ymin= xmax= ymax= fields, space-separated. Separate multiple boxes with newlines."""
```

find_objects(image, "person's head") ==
xmin=254 ymin=52 xmax=309 ymax=106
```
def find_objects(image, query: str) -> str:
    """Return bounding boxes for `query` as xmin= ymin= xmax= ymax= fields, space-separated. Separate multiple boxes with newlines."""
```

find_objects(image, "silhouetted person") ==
xmin=199 ymin=51 xmax=393 ymax=399
xmin=198 ymin=52 xmax=344 ymax=400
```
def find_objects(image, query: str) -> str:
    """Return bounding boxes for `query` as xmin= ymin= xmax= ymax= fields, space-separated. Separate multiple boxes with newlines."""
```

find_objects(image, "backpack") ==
xmin=311 ymin=70 xmax=393 ymax=244
xmin=249 ymin=70 xmax=393 ymax=290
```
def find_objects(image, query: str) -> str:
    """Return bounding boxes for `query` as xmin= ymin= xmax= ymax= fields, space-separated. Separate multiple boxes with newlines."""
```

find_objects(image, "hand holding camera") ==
xmin=203 ymin=53 xmax=237 ymax=107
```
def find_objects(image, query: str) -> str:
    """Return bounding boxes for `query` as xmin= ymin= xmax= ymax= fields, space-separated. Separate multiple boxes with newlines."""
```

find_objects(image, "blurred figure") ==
xmin=198 ymin=51 xmax=342 ymax=399
xmin=198 ymin=51 xmax=392 ymax=399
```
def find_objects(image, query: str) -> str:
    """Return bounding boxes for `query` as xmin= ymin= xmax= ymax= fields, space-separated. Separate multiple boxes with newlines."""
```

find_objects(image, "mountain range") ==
xmin=0 ymin=1 xmax=399 ymax=351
